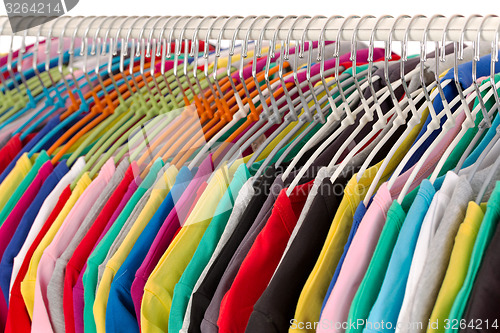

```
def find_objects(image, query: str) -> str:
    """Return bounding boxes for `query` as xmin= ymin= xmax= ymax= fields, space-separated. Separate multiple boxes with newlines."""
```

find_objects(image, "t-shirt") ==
xmin=179 ymin=177 xmax=255 ymax=333
xmin=363 ymin=181 xmax=436 ymax=333
xmin=427 ymin=202 xmax=484 ymax=333
xmin=445 ymin=182 xmax=500 ymax=333
xmin=37 ymin=160 xmax=115 ymax=333
xmin=347 ymin=197 xmax=414 ymax=333
xmin=0 ymin=160 xmax=53 ymax=304
xmin=130 ymin=156 xmax=215 ymax=324
xmin=5 ymin=186 xmax=72 ymax=333
xmin=245 ymin=171 xmax=347 ymax=333
xmin=93 ymin=163 xmax=177 ymax=333
xmin=66 ymin=162 xmax=136 ymax=333
xmin=217 ymin=180 xmax=313 ymax=333
xmin=169 ymin=164 xmax=250 ymax=333
xmin=189 ymin=167 xmax=278 ymax=333
xmin=0 ymin=153 xmax=42 ymax=224
xmin=460 ymin=201 xmax=500 ymax=332
xmin=21 ymin=174 xmax=91 ymax=320
xmin=141 ymin=164 xmax=233 ymax=333
xmin=0 ymin=134 xmax=23 ymax=174
xmin=0 ymin=161 xmax=69 ymax=302
xmin=82 ymin=160 xmax=161 ymax=333
xmin=395 ymin=172 xmax=459 ymax=333
xmin=105 ymin=166 xmax=194 ymax=333
xmin=9 ymin=158 xmax=84 ymax=294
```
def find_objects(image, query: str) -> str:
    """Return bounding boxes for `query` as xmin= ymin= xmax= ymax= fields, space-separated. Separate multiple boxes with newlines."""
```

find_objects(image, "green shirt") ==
xmin=82 ymin=159 xmax=164 ymax=333
xmin=445 ymin=182 xmax=500 ymax=333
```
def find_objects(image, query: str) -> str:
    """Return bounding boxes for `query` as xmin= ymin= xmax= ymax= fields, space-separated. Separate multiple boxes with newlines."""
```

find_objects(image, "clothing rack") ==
xmin=1 ymin=13 xmax=500 ymax=333
xmin=1 ymin=15 xmax=500 ymax=43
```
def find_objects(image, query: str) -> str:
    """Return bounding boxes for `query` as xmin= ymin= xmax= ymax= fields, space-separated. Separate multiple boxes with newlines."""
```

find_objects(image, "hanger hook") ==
xmin=488 ymin=21 xmax=500 ymax=113
xmin=285 ymin=15 xmax=309 ymax=60
xmin=245 ymin=15 xmax=268 ymax=58
xmin=190 ymin=16 xmax=215 ymax=78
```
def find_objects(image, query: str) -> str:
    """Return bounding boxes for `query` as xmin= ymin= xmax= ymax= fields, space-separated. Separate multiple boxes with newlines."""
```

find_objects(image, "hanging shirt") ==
xmin=362 ymin=181 xmax=436 ymax=333
xmin=189 ymin=166 xmax=279 ymax=333
xmin=346 ymin=198 xmax=412 ymax=333
xmin=105 ymin=166 xmax=194 ymax=333
xmin=141 ymin=163 xmax=233 ymax=333
xmin=0 ymin=160 xmax=54 ymax=304
xmin=444 ymin=181 xmax=500 ymax=333
xmin=93 ymin=163 xmax=178 ymax=333
xmin=0 ymin=161 xmax=69 ymax=302
xmin=80 ymin=174 xmax=142 ymax=333
xmin=20 ymin=173 xmax=91 ymax=320
xmin=130 ymin=155 xmax=215 ymax=324
xmin=395 ymin=172 xmax=459 ymax=333
xmin=460 ymin=202 xmax=500 ymax=333
xmin=217 ymin=180 xmax=313 ymax=333
xmin=169 ymin=164 xmax=250 ymax=333
xmin=180 ymin=176 xmax=255 ymax=333
xmin=9 ymin=158 xmax=84 ymax=295
xmin=427 ymin=202 xmax=484 ymax=333
xmin=5 ymin=186 xmax=72 ymax=333
xmin=81 ymin=160 xmax=162 ymax=333
xmin=291 ymin=165 xmax=388 ymax=333
xmin=245 ymin=170 xmax=347 ymax=333
xmin=0 ymin=153 xmax=36 ymax=218
xmin=0 ymin=133 xmax=24 ymax=174
xmin=200 ymin=170 xmax=286 ymax=333
xmin=45 ymin=161 xmax=129 ymax=333
xmin=405 ymin=162 xmax=500 ymax=333
xmin=66 ymin=162 xmax=136 ymax=333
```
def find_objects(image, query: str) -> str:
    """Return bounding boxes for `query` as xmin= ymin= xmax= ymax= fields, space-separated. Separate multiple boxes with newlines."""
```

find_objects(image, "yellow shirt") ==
xmin=141 ymin=164 xmax=232 ymax=333
xmin=93 ymin=165 xmax=178 ymax=333
xmin=20 ymin=173 xmax=92 ymax=318
xmin=0 ymin=153 xmax=33 ymax=212
xmin=291 ymin=107 xmax=428 ymax=333
xmin=427 ymin=202 xmax=485 ymax=333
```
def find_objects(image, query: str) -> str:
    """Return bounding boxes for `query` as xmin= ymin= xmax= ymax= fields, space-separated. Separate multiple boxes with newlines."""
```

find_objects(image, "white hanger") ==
xmin=395 ymin=15 xmax=477 ymax=203
xmin=430 ymin=15 xmax=497 ymax=183
xmin=329 ymin=15 xmax=408 ymax=185
xmin=360 ymin=15 xmax=426 ymax=205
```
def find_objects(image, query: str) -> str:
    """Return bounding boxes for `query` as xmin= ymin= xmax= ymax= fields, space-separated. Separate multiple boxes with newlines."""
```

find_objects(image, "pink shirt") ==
xmin=317 ymin=111 xmax=466 ymax=333
xmin=31 ymin=159 xmax=115 ymax=332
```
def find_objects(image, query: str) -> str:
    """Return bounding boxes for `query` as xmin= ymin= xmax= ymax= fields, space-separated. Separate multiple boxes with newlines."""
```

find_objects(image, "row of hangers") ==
xmin=1 ymin=14 xmax=500 ymax=205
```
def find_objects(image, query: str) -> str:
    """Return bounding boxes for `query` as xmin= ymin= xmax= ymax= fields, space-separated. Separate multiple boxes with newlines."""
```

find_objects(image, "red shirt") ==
xmin=0 ymin=134 xmax=23 ymax=174
xmin=217 ymin=181 xmax=313 ymax=333
xmin=63 ymin=164 xmax=137 ymax=333
xmin=5 ymin=185 xmax=72 ymax=333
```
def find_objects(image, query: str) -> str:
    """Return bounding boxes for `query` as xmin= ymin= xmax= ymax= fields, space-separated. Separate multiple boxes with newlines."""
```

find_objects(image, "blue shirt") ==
xmin=403 ymin=53 xmax=500 ymax=173
xmin=364 ymin=180 xmax=436 ymax=333
xmin=0 ymin=161 xmax=69 ymax=304
xmin=320 ymin=201 xmax=366 ymax=314
xmin=105 ymin=166 xmax=194 ymax=333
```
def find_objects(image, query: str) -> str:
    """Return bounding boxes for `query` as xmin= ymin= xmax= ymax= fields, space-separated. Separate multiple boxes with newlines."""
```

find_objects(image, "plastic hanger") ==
xmin=475 ymin=144 xmax=500 ymax=204
xmin=430 ymin=15 xmax=496 ymax=182
xmin=286 ymin=15 xmax=364 ymax=194
xmin=245 ymin=15 xmax=315 ymax=170
xmin=395 ymin=15 xmax=460 ymax=202
xmin=361 ymin=15 xmax=422 ymax=205
xmin=188 ymin=15 xmax=257 ymax=169
xmin=251 ymin=15 xmax=326 ymax=177
xmin=173 ymin=16 xmax=244 ymax=168
xmin=329 ymin=15 xmax=406 ymax=184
